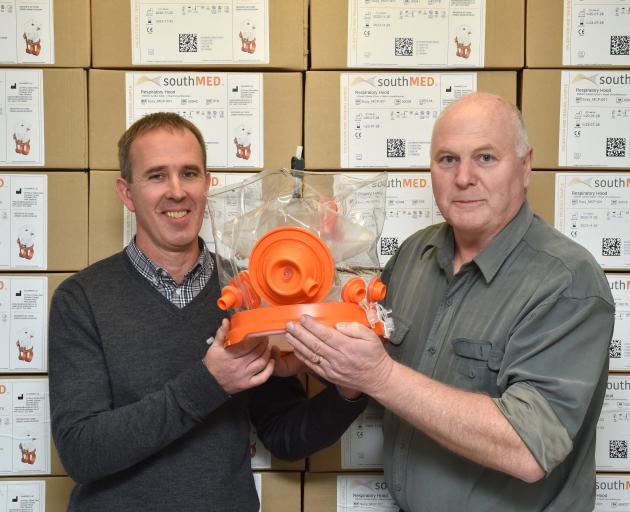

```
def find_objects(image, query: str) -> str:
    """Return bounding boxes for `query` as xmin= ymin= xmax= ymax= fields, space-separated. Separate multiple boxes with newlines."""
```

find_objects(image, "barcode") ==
xmin=380 ymin=236 xmax=399 ymax=256
xmin=610 ymin=35 xmax=630 ymax=56
xmin=606 ymin=137 xmax=626 ymax=158
xmin=602 ymin=237 xmax=621 ymax=257
xmin=610 ymin=339 xmax=622 ymax=359
xmin=609 ymin=439 xmax=628 ymax=459
xmin=179 ymin=33 xmax=198 ymax=53
xmin=395 ymin=37 xmax=413 ymax=56
xmin=387 ymin=138 xmax=406 ymax=158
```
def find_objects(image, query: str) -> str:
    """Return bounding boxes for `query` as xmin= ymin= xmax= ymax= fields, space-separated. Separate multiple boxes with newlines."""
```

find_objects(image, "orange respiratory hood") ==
xmin=208 ymin=168 xmax=394 ymax=346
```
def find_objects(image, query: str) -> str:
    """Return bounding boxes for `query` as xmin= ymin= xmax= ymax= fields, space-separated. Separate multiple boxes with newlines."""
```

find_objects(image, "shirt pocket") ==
xmin=386 ymin=315 xmax=410 ymax=362
xmin=451 ymin=338 xmax=503 ymax=397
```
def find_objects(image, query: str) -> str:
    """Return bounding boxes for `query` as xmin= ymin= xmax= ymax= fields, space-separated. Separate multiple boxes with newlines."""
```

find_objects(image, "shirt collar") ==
xmin=126 ymin=237 xmax=213 ymax=283
xmin=473 ymin=201 xmax=533 ymax=283
xmin=421 ymin=201 xmax=533 ymax=283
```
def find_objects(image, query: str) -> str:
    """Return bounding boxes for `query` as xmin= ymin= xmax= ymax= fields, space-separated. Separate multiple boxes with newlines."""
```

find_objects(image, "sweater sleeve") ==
xmin=48 ymin=281 xmax=231 ymax=484
xmin=248 ymin=375 xmax=368 ymax=461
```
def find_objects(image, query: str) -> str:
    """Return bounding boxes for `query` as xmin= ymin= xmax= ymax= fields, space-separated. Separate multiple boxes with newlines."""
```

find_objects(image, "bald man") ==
xmin=284 ymin=93 xmax=615 ymax=511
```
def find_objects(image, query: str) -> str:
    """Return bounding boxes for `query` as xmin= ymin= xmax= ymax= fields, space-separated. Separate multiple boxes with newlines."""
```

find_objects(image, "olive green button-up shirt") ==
xmin=381 ymin=201 xmax=615 ymax=512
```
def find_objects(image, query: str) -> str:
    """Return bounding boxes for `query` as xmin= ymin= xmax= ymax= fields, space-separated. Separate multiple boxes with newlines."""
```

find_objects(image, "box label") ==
xmin=0 ymin=0 xmax=54 ymax=64
xmin=126 ymin=72 xmax=264 ymax=169
xmin=340 ymin=73 xmax=476 ymax=168
xmin=596 ymin=474 xmax=630 ymax=511
xmin=0 ymin=378 xmax=51 ymax=476
xmin=555 ymin=173 xmax=630 ymax=269
xmin=559 ymin=70 xmax=630 ymax=167
xmin=339 ymin=172 xmax=443 ymax=267
xmin=341 ymin=399 xmax=384 ymax=469
xmin=347 ymin=0 xmax=485 ymax=68
xmin=596 ymin=375 xmax=630 ymax=471
xmin=0 ymin=275 xmax=47 ymax=373
xmin=609 ymin=274 xmax=630 ymax=371
xmin=563 ymin=0 xmax=630 ymax=66
xmin=124 ymin=172 xmax=259 ymax=253
xmin=0 ymin=174 xmax=48 ymax=270
xmin=336 ymin=475 xmax=398 ymax=511
xmin=0 ymin=480 xmax=45 ymax=511
xmin=131 ymin=0 xmax=269 ymax=65
xmin=0 ymin=69 xmax=45 ymax=167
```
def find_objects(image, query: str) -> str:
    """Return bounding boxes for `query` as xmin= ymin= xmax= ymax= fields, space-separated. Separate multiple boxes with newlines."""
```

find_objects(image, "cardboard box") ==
xmin=0 ymin=376 xmax=66 ymax=476
xmin=0 ymin=273 xmax=72 ymax=373
xmin=1 ymin=172 xmax=87 ymax=271
xmin=527 ymin=0 xmax=630 ymax=68
xmin=91 ymin=0 xmax=307 ymax=70
xmin=525 ymin=0 xmax=563 ymax=68
xmin=304 ymin=473 xmax=388 ymax=512
xmin=521 ymin=70 xmax=564 ymax=170
xmin=307 ymin=377 xmax=384 ymax=472
xmin=596 ymin=374 xmax=630 ymax=471
xmin=528 ymin=170 xmax=556 ymax=227
xmin=305 ymin=71 xmax=517 ymax=170
xmin=0 ymin=476 xmax=74 ymax=511
xmin=257 ymin=472 xmax=301 ymax=511
xmin=8 ymin=69 xmax=87 ymax=170
xmin=310 ymin=0 xmax=524 ymax=70
xmin=0 ymin=0 xmax=90 ymax=68
xmin=88 ymin=70 xmax=302 ymax=171
xmin=88 ymin=171 xmax=122 ymax=265
xmin=522 ymin=69 xmax=630 ymax=170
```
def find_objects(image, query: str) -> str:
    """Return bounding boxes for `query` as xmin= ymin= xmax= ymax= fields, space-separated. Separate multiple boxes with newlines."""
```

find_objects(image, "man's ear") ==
xmin=115 ymin=177 xmax=136 ymax=213
xmin=522 ymin=148 xmax=533 ymax=190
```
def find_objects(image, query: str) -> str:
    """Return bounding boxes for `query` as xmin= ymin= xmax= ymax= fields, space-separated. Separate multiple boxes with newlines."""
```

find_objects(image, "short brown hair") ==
xmin=117 ymin=112 xmax=207 ymax=182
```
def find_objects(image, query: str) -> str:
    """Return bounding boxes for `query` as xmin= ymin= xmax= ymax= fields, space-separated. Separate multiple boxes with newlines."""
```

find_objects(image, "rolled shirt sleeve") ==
xmin=494 ymin=295 xmax=614 ymax=474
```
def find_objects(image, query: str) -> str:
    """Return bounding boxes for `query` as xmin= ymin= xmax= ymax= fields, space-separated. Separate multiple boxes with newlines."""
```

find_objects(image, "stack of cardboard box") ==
xmin=2 ymin=1 xmax=629 ymax=510
xmin=0 ymin=0 xmax=90 ymax=508
xmin=524 ymin=3 xmax=630 ymax=508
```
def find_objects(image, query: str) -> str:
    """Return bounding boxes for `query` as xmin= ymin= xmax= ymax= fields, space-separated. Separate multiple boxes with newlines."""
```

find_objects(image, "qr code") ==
xmin=610 ymin=339 xmax=622 ymax=359
xmin=179 ymin=33 xmax=198 ymax=53
xmin=606 ymin=137 xmax=626 ymax=157
xmin=395 ymin=37 xmax=413 ymax=56
xmin=387 ymin=138 xmax=406 ymax=158
xmin=609 ymin=439 xmax=628 ymax=459
xmin=610 ymin=35 xmax=630 ymax=56
xmin=602 ymin=237 xmax=621 ymax=257
xmin=380 ymin=237 xmax=399 ymax=256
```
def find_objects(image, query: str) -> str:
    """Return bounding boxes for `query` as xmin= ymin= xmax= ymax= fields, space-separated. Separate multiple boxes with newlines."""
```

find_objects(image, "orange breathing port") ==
xmin=224 ymin=302 xmax=385 ymax=346
xmin=218 ymin=271 xmax=261 ymax=311
xmin=367 ymin=277 xmax=387 ymax=302
xmin=248 ymin=226 xmax=335 ymax=306
xmin=341 ymin=277 xmax=367 ymax=303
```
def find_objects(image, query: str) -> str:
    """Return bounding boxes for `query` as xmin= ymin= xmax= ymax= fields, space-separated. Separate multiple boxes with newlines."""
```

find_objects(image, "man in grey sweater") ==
xmin=48 ymin=113 xmax=367 ymax=511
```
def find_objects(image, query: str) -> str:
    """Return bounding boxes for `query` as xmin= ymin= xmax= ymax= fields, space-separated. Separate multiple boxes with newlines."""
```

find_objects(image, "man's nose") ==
xmin=166 ymin=175 xmax=186 ymax=199
xmin=454 ymin=159 xmax=477 ymax=187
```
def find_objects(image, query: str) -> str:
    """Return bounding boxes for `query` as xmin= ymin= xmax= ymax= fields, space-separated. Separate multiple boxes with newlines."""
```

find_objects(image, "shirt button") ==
xmin=468 ymin=368 xmax=476 ymax=378
xmin=175 ymin=288 xmax=181 ymax=295
xmin=446 ymin=299 xmax=453 ymax=306
xmin=427 ymin=346 xmax=436 ymax=355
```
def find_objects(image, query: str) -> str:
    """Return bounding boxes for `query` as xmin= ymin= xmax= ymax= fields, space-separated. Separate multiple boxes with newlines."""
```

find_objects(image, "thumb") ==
xmin=211 ymin=318 xmax=231 ymax=349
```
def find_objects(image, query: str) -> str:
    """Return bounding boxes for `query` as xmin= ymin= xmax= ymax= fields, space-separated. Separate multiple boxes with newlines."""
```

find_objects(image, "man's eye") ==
xmin=183 ymin=170 xmax=200 ymax=178
xmin=479 ymin=154 xmax=495 ymax=163
xmin=440 ymin=155 xmax=456 ymax=164
xmin=148 ymin=174 xmax=164 ymax=181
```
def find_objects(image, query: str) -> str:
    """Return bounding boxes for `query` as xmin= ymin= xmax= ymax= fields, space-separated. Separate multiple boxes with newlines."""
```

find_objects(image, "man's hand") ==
xmin=271 ymin=347 xmax=306 ymax=377
xmin=284 ymin=315 xmax=393 ymax=397
xmin=203 ymin=319 xmax=275 ymax=395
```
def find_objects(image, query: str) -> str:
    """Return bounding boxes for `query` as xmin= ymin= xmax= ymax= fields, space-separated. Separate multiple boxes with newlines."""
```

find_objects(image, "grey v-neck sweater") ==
xmin=49 ymin=252 xmax=367 ymax=511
